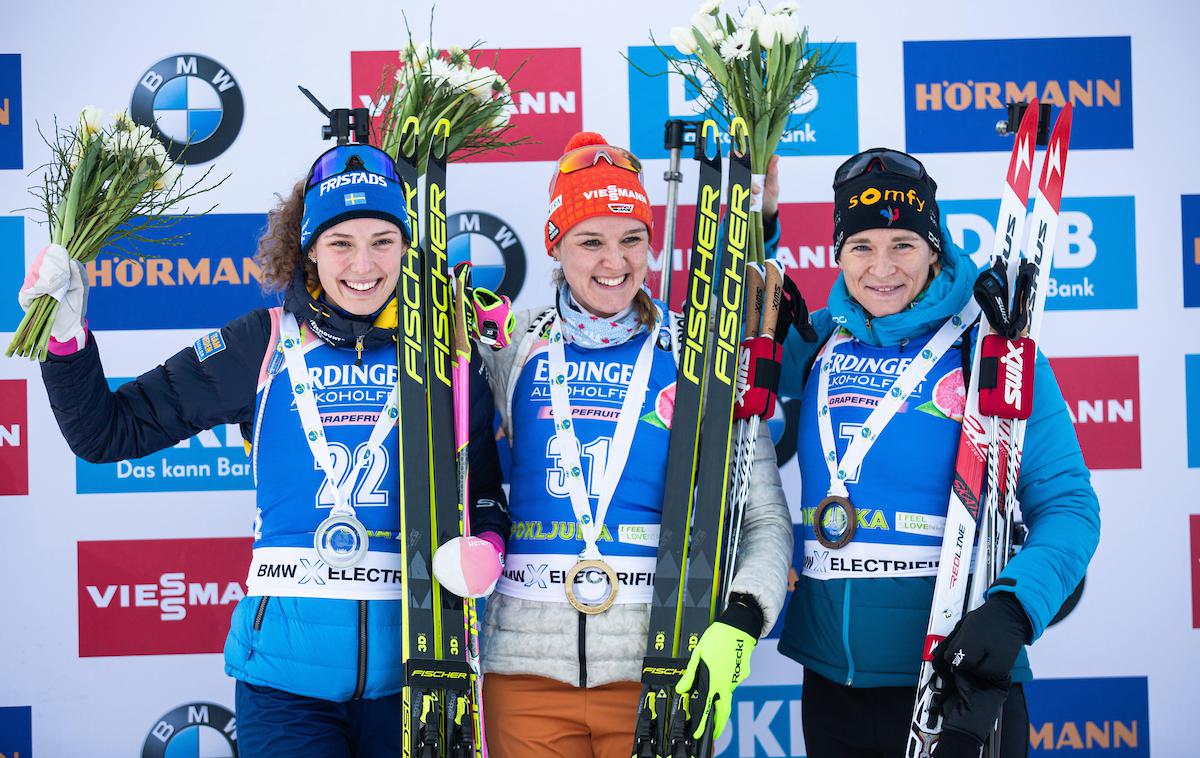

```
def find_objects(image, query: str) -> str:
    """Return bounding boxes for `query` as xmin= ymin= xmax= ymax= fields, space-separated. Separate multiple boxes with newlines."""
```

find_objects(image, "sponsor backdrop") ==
xmin=1 ymin=1 xmax=1197 ymax=754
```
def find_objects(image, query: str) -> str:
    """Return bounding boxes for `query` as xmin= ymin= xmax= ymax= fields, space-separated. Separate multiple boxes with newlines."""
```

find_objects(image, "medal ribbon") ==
xmin=546 ymin=309 xmax=661 ymax=561
xmin=279 ymin=312 xmax=399 ymax=519
xmin=816 ymin=302 xmax=977 ymax=498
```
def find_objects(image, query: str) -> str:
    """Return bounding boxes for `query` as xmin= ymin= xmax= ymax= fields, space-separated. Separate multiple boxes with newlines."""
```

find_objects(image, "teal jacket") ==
xmin=776 ymin=233 xmax=1100 ymax=687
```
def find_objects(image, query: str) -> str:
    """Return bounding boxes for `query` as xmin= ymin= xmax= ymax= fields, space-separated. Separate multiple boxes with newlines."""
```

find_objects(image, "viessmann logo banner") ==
xmin=0 ymin=379 xmax=28 ymax=497
xmin=77 ymin=537 xmax=251 ymax=656
xmin=76 ymin=378 xmax=253 ymax=493
xmin=903 ymin=37 xmax=1133 ymax=153
xmin=85 ymin=213 xmax=274 ymax=330
xmin=942 ymin=197 xmax=1137 ymax=311
xmin=351 ymin=48 xmax=582 ymax=162
xmin=1049 ymin=356 xmax=1141 ymax=470
xmin=1025 ymin=677 xmax=1148 ymax=755
xmin=626 ymin=42 xmax=858 ymax=160
xmin=651 ymin=202 xmax=837 ymax=314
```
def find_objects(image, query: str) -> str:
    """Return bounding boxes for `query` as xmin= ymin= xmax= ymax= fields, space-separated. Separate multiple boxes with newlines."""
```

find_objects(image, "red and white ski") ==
xmin=906 ymin=101 xmax=1041 ymax=758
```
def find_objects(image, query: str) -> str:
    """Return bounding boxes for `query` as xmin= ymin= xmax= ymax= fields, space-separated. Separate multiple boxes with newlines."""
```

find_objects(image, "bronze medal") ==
xmin=813 ymin=494 xmax=857 ymax=549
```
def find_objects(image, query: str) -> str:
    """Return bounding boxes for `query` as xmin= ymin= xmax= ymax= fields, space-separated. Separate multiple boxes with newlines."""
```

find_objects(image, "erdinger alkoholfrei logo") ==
xmin=131 ymin=54 xmax=243 ymax=164
xmin=143 ymin=702 xmax=237 ymax=758
xmin=447 ymin=210 xmax=526 ymax=300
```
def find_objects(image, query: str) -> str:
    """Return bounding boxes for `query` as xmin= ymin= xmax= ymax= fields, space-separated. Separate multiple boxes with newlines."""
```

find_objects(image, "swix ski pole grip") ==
xmin=978 ymin=335 xmax=1035 ymax=420
xmin=734 ymin=267 xmax=765 ymax=421
xmin=734 ymin=263 xmax=785 ymax=421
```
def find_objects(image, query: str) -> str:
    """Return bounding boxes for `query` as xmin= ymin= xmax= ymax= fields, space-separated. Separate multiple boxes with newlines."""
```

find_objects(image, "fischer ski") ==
xmin=632 ymin=118 xmax=753 ymax=758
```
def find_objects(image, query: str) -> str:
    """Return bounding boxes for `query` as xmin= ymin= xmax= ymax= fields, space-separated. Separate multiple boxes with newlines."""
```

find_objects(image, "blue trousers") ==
xmin=235 ymin=681 xmax=403 ymax=758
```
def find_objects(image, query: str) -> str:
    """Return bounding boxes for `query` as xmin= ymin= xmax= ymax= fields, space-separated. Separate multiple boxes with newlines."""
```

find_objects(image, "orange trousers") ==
xmin=483 ymin=674 xmax=642 ymax=758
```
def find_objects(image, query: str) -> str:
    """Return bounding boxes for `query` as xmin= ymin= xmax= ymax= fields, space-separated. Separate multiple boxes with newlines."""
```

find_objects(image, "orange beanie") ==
xmin=545 ymin=132 xmax=653 ymax=253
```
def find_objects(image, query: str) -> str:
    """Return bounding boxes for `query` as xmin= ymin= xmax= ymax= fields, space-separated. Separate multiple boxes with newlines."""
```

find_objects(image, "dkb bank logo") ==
xmin=903 ymin=37 xmax=1132 ymax=153
xmin=1187 ymin=355 xmax=1200 ymax=469
xmin=0 ymin=217 xmax=23 ymax=331
xmin=626 ymin=42 xmax=858 ymax=160
xmin=710 ymin=683 xmax=805 ymax=757
xmin=447 ymin=210 xmax=527 ymax=300
xmin=1025 ymin=677 xmax=1148 ymax=754
xmin=942 ymin=197 xmax=1137 ymax=311
xmin=76 ymin=378 xmax=252 ymax=493
xmin=84 ymin=214 xmax=274 ymax=330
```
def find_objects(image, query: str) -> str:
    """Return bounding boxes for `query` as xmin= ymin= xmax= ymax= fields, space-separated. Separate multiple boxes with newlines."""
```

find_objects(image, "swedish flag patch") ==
xmin=194 ymin=331 xmax=227 ymax=362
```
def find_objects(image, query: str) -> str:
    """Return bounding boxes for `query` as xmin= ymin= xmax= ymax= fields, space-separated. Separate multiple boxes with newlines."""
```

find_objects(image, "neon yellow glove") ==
xmin=675 ymin=595 xmax=763 ymax=740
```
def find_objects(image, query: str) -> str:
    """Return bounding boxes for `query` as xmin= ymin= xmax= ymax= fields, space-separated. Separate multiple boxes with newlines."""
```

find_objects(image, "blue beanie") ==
xmin=300 ymin=147 xmax=412 ymax=252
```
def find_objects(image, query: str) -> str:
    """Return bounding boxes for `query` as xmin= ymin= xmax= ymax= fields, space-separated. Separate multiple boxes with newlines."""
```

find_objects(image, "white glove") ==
xmin=19 ymin=243 xmax=88 ymax=346
xmin=432 ymin=534 xmax=505 ymax=599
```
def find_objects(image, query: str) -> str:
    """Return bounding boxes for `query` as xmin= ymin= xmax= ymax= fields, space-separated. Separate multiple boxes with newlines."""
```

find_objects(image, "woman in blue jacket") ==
xmin=776 ymin=149 xmax=1100 ymax=757
xmin=23 ymin=143 xmax=508 ymax=757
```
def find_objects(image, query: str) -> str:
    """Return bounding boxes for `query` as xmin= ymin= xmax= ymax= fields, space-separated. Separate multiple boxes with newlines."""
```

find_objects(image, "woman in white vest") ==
xmin=433 ymin=131 xmax=793 ymax=758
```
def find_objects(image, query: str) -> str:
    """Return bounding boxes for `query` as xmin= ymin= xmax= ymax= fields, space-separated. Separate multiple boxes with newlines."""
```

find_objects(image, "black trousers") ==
xmin=801 ymin=670 xmax=1029 ymax=758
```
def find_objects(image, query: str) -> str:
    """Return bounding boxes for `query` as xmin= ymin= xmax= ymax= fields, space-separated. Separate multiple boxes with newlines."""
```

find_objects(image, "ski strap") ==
xmin=545 ymin=308 xmax=661 ymax=559
xmin=279 ymin=312 xmax=399 ymax=517
xmin=816 ymin=301 xmax=977 ymax=498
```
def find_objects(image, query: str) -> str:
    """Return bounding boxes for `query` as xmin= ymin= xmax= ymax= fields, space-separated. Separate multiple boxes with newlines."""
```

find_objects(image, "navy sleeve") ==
xmin=467 ymin=352 xmax=510 ymax=540
xmin=39 ymin=310 xmax=270 ymax=464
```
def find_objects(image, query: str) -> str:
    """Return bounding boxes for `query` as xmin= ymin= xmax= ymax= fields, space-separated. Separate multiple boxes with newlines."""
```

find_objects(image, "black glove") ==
xmin=775 ymin=274 xmax=818 ymax=344
xmin=931 ymin=591 xmax=1032 ymax=757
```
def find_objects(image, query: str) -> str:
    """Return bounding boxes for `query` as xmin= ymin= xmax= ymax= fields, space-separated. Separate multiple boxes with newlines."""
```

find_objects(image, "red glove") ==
xmin=734 ymin=335 xmax=783 ymax=420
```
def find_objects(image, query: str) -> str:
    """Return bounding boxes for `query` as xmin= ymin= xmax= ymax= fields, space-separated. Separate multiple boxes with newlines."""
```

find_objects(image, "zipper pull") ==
xmin=355 ymin=336 xmax=365 ymax=366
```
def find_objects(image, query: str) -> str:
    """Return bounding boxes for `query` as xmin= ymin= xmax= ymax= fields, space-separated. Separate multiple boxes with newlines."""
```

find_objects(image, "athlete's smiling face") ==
xmin=311 ymin=217 xmax=407 ymax=316
xmin=554 ymin=216 xmax=650 ymax=318
xmin=839 ymin=228 xmax=939 ymax=318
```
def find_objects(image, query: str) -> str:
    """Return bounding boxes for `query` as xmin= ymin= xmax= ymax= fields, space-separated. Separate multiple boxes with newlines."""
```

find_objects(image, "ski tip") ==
xmin=1036 ymin=103 xmax=1073 ymax=210
xmin=1006 ymin=98 xmax=1040 ymax=202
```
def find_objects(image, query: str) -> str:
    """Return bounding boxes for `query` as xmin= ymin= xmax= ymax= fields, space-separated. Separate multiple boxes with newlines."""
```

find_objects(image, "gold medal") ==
xmin=564 ymin=558 xmax=619 ymax=615
xmin=813 ymin=494 xmax=856 ymax=549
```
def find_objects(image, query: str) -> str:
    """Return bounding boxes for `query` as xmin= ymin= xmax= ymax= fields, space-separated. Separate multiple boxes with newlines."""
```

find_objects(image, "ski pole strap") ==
xmin=545 ymin=309 xmax=661 ymax=558
xmin=816 ymin=302 xmax=977 ymax=499
xmin=279 ymin=312 xmax=399 ymax=517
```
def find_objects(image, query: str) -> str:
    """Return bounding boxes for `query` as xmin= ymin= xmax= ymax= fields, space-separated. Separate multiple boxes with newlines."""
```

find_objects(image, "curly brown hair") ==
xmin=255 ymin=179 xmax=318 ymax=293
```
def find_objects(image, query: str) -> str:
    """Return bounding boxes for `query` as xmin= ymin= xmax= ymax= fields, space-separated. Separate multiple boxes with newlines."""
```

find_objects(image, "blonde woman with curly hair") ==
xmin=24 ymin=142 xmax=508 ymax=757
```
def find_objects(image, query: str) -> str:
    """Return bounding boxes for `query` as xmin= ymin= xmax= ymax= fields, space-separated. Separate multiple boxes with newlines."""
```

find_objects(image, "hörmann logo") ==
xmin=903 ymin=37 xmax=1132 ymax=152
xmin=78 ymin=537 xmax=251 ymax=656
xmin=351 ymin=48 xmax=582 ymax=162
xmin=1025 ymin=677 xmax=1148 ymax=755
xmin=0 ymin=54 xmax=22 ymax=169
xmin=1050 ymin=356 xmax=1141 ymax=470
xmin=83 ymin=214 xmax=273 ymax=329
xmin=1183 ymin=195 xmax=1200 ymax=308
xmin=626 ymin=42 xmax=858 ymax=159
xmin=0 ymin=706 xmax=32 ymax=758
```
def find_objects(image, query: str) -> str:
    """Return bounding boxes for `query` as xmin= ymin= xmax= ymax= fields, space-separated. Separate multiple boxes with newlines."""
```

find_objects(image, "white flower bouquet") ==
xmin=658 ymin=0 xmax=835 ymax=263
xmin=8 ymin=106 xmax=222 ymax=360
xmin=376 ymin=26 xmax=528 ymax=174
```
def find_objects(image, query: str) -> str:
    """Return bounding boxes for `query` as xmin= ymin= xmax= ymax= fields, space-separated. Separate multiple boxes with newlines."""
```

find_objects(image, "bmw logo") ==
xmin=142 ymin=702 xmax=237 ymax=758
xmin=447 ymin=211 xmax=526 ymax=300
xmin=131 ymin=54 xmax=243 ymax=164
